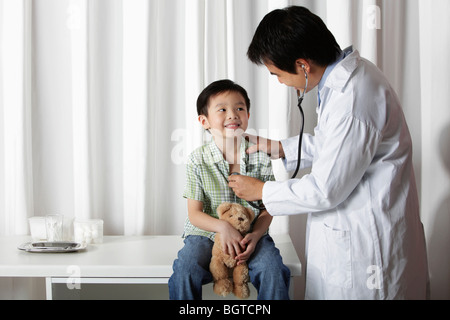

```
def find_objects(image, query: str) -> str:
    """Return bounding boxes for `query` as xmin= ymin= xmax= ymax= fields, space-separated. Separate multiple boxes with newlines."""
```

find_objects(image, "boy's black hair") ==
xmin=247 ymin=6 xmax=341 ymax=73
xmin=197 ymin=79 xmax=251 ymax=117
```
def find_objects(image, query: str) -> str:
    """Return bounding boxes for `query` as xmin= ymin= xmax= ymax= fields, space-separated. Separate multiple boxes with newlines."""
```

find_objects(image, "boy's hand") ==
xmin=218 ymin=221 xmax=245 ymax=259
xmin=244 ymin=134 xmax=285 ymax=159
xmin=228 ymin=175 xmax=264 ymax=202
xmin=235 ymin=233 xmax=258 ymax=265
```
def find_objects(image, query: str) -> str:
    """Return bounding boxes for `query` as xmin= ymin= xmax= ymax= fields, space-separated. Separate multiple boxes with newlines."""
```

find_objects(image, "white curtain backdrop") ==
xmin=1 ymin=0 xmax=449 ymax=300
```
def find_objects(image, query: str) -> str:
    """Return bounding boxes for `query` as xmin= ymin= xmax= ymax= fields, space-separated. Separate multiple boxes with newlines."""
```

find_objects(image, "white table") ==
xmin=0 ymin=235 xmax=301 ymax=300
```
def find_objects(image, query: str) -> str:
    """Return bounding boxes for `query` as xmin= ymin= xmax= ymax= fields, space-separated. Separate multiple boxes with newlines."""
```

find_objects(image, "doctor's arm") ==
xmin=244 ymin=133 xmax=315 ymax=170
xmin=244 ymin=134 xmax=285 ymax=159
xmin=263 ymin=116 xmax=382 ymax=216
xmin=229 ymin=133 xmax=316 ymax=201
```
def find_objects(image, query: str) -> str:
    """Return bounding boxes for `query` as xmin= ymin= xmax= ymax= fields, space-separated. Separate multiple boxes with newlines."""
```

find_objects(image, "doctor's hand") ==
xmin=228 ymin=174 xmax=264 ymax=202
xmin=243 ymin=134 xmax=285 ymax=159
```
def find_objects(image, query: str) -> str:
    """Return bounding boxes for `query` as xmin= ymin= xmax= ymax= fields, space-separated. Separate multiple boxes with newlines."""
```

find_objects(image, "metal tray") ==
xmin=18 ymin=241 xmax=87 ymax=253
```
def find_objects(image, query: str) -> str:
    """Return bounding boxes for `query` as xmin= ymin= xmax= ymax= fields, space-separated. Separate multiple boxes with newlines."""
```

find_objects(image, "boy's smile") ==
xmin=224 ymin=122 xmax=242 ymax=130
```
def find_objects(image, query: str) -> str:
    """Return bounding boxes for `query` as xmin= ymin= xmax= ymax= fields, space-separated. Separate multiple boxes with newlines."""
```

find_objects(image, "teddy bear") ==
xmin=209 ymin=202 xmax=255 ymax=299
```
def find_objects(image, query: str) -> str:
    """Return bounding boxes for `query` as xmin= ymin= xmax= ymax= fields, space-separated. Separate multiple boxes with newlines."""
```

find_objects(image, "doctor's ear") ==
xmin=296 ymin=59 xmax=309 ymax=71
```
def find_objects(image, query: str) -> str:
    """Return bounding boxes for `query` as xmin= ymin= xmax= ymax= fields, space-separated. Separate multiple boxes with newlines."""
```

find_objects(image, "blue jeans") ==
xmin=168 ymin=234 xmax=291 ymax=300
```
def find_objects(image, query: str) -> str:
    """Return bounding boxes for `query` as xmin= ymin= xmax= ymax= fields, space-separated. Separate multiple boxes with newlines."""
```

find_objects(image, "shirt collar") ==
xmin=207 ymin=138 xmax=248 ymax=165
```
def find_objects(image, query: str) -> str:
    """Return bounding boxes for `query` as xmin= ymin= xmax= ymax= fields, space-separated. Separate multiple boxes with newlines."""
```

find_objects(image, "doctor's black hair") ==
xmin=247 ymin=6 xmax=341 ymax=73
xmin=197 ymin=79 xmax=251 ymax=117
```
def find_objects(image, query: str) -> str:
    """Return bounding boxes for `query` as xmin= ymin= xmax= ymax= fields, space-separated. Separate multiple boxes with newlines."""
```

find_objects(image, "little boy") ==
xmin=168 ymin=80 xmax=290 ymax=300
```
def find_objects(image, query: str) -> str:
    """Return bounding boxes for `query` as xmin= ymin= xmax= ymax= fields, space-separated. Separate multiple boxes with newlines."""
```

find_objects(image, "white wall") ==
xmin=1 ymin=0 xmax=449 ymax=300
xmin=418 ymin=0 xmax=450 ymax=300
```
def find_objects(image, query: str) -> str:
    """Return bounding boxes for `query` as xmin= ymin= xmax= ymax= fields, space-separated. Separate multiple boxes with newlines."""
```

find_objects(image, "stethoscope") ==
xmin=231 ymin=65 xmax=308 ymax=211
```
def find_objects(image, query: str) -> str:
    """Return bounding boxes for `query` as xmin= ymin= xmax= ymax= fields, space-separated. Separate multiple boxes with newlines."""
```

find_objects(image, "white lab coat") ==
xmin=263 ymin=50 xmax=429 ymax=300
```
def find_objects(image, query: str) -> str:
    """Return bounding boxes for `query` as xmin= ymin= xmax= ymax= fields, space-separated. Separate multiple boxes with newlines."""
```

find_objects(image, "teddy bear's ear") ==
xmin=246 ymin=207 xmax=255 ymax=222
xmin=217 ymin=202 xmax=232 ymax=218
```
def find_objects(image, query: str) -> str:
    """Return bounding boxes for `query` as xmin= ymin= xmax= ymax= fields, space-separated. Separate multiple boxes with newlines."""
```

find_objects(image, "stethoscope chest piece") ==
xmin=229 ymin=172 xmax=266 ymax=211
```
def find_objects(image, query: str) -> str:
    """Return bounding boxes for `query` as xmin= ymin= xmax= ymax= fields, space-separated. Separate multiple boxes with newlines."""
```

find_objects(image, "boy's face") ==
xmin=198 ymin=91 xmax=250 ymax=139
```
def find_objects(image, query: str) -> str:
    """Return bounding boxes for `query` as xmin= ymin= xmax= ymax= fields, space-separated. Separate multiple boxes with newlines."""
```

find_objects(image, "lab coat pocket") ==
xmin=323 ymin=224 xmax=353 ymax=288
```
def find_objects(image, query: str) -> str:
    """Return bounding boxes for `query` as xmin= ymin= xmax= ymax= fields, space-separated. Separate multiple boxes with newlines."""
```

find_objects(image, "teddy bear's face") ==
xmin=217 ymin=203 xmax=255 ymax=235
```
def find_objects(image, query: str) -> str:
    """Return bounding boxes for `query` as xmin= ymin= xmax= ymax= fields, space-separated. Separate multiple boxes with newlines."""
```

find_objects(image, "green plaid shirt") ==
xmin=182 ymin=138 xmax=275 ymax=240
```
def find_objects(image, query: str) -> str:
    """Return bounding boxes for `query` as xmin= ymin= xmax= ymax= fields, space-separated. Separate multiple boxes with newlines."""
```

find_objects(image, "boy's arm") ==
xmin=250 ymin=209 xmax=273 ymax=239
xmin=187 ymin=199 xmax=245 ymax=258
xmin=187 ymin=199 xmax=223 ymax=233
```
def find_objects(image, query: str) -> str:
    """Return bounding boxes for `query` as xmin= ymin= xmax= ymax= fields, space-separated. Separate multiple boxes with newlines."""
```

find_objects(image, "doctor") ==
xmin=229 ymin=6 xmax=429 ymax=299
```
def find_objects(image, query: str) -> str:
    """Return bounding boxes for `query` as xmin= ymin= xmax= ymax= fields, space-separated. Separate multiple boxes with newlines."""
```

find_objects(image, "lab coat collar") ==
xmin=318 ymin=50 xmax=346 ymax=93
xmin=323 ymin=46 xmax=360 ymax=93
